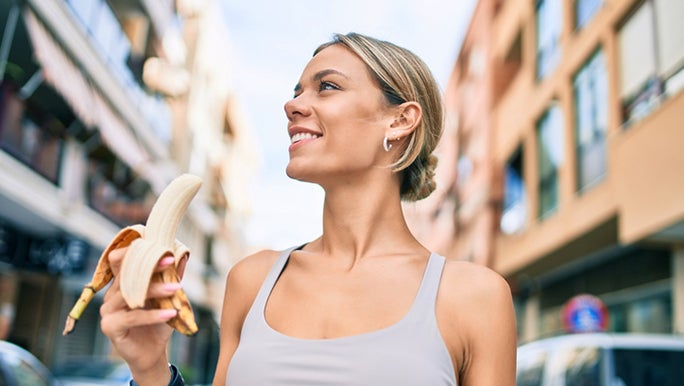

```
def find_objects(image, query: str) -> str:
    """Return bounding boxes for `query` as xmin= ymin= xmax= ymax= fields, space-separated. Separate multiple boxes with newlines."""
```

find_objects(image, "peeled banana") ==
xmin=62 ymin=174 xmax=203 ymax=337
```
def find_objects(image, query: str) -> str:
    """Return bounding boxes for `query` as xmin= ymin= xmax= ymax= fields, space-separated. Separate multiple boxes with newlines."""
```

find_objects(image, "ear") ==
xmin=386 ymin=102 xmax=421 ymax=140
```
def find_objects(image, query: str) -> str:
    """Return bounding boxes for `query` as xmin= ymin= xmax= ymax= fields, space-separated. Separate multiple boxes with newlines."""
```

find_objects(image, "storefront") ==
xmin=517 ymin=244 xmax=675 ymax=340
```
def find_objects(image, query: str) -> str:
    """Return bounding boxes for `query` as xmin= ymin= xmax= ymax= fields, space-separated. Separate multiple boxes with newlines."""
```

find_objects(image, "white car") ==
xmin=0 ymin=340 xmax=62 ymax=386
xmin=53 ymin=357 xmax=131 ymax=386
xmin=517 ymin=333 xmax=684 ymax=386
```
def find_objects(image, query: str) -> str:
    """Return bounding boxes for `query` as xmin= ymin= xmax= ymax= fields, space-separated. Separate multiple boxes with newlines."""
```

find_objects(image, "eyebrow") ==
xmin=293 ymin=69 xmax=349 ymax=93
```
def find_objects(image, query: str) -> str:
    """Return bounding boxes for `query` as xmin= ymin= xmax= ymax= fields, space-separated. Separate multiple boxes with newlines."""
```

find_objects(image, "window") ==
xmin=573 ymin=50 xmax=608 ymax=192
xmin=496 ymin=29 xmax=523 ymax=101
xmin=86 ymin=158 xmax=152 ymax=227
xmin=63 ymin=0 xmax=173 ymax=143
xmin=456 ymin=132 xmax=473 ymax=187
xmin=560 ymin=347 xmax=601 ymax=386
xmin=618 ymin=0 xmax=684 ymax=124
xmin=536 ymin=0 xmax=563 ymax=79
xmin=64 ymin=0 xmax=131 ymax=73
xmin=536 ymin=103 xmax=564 ymax=219
xmin=614 ymin=348 xmax=684 ymax=386
xmin=608 ymin=292 xmax=672 ymax=334
xmin=575 ymin=0 xmax=603 ymax=29
xmin=500 ymin=148 xmax=527 ymax=234
xmin=517 ymin=349 xmax=546 ymax=386
xmin=0 ymin=85 xmax=64 ymax=184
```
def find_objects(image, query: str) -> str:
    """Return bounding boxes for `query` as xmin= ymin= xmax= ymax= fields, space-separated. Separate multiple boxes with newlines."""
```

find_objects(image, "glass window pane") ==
xmin=654 ymin=0 xmax=684 ymax=77
xmin=517 ymin=349 xmax=546 ymax=386
xmin=538 ymin=104 xmax=564 ymax=169
xmin=501 ymin=150 xmax=527 ymax=234
xmin=91 ymin=3 xmax=120 ymax=60
xmin=536 ymin=0 xmax=563 ymax=78
xmin=3 ymin=353 xmax=49 ymax=386
xmin=562 ymin=347 xmax=600 ymax=386
xmin=614 ymin=349 xmax=684 ymax=386
xmin=65 ymin=0 xmax=98 ymax=31
xmin=537 ymin=104 xmax=563 ymax=218
xmin=574 ymin=50 xmax=608 ymax=191
xmin=576 ymin=0 xmax=603 ymax=28
xmin=627 ymin=294 xmax=672 ymax=333
xmin=619 ymin=2 xmax=657 ymax=99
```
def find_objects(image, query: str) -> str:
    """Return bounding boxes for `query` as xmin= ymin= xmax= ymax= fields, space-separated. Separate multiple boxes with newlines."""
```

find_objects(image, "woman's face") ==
xmin=284 ymin=44 xmax=395 ymax=183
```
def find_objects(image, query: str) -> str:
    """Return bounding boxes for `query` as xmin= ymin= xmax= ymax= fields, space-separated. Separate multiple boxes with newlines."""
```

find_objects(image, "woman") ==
xmin=100 ymin=32 xmax=517 ymax=386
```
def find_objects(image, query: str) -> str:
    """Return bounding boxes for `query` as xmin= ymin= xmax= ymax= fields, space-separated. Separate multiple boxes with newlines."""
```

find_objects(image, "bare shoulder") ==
xmin=439 ymin=259 xmax=513 ymax=311
xmin=437 ymin=260 xmax=517 ymax=385
xmin=225 ymin=249 xmax=282 ymax=296
xmin=437 ymin=260 xmax=514 ymax=333
xmin=219 ymin=249 xmax=282 ymax=332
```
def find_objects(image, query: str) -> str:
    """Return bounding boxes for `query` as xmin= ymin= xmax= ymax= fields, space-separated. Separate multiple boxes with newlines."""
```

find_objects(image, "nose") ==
xmin=284 ymin=94 xmax=311 ymax=122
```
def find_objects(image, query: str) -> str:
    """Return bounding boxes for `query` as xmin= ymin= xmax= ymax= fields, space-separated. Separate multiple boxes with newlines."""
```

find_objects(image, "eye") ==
xmin=318 ymin=81 xmax=339 ymax=92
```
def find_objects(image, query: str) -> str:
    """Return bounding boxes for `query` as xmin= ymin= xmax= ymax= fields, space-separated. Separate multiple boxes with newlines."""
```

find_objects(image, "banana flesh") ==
xmin=62 ymin=174 xmax=202 ymax=337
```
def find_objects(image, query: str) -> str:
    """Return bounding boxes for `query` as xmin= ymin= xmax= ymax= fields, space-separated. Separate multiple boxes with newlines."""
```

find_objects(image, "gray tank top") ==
xmin=226 ymin=247 xmax=457 ymax=386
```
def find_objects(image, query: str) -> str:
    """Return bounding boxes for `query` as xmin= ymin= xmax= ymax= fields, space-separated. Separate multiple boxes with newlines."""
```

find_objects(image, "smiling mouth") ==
xmin=290 ymin=132 xmax=321 ymax=144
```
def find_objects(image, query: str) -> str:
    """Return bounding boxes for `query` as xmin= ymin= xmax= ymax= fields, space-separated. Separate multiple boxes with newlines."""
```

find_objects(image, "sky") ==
xmin=219 ymin=0 xmax=477 ymax=251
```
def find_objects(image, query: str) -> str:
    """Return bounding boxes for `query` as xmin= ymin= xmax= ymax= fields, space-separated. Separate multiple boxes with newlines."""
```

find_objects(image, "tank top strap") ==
xmin=244 ymin=248 xmax=447 ymax=333
xmin=241 ymin=245 xmax=299 ymax=334
xmin=253 ymin=246 xmax=299 ymax=310
xmin=412 ymin=253 xmax=447 ymax=313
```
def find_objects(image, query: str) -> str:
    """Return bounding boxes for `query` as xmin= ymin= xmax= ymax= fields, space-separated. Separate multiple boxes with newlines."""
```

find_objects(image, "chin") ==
xmin=285 ymin=163 xmax=320 ymax=184
xmin=285 ymin=163 xmax=306 ymax=181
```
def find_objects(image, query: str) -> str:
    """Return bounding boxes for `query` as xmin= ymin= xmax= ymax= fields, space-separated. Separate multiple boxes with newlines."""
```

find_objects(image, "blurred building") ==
xmin=406 ymin=0 xmax=684 ymax=342
xmin=0 ymin=0 xmax=254 ymax=382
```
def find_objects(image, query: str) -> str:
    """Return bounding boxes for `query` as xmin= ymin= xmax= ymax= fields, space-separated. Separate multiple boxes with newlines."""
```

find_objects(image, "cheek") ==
xmin=327 ymin=103 xmax=386 ymax=141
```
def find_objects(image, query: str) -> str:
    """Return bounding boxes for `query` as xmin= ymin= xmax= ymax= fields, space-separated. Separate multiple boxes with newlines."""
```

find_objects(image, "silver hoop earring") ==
xmin=383 ymin=136 xmax=392 ymax=152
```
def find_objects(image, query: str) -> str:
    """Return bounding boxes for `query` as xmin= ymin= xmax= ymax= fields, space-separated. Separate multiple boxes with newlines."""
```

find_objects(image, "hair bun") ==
xmin=401 ymin=154 xmax=438 ymax=201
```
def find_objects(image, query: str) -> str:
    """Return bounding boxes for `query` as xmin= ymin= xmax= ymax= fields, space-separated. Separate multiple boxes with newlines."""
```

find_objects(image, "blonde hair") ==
xmin=315 ymin=33 xmax=444 ymax=201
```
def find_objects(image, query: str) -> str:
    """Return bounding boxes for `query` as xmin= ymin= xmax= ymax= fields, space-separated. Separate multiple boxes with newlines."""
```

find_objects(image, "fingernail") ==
xmin=158 ymin=309 xmax=178 ymax=319
xmin=162 ymin=283 xmax=182 ymax=292
xmin=159 ymin=256 xmax=175 ymax=267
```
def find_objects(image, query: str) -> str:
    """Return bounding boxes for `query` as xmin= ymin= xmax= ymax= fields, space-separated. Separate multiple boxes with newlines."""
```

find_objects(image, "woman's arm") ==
xmin=439 ymin=262 xmax=517 ymax=386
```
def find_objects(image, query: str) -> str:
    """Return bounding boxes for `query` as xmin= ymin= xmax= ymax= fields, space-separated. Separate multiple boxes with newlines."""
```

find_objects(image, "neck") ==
xmin=312 ymin=175 xmax=425 ymax=264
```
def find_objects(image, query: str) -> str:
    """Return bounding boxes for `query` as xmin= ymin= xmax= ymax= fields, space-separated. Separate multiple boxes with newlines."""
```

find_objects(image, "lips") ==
xmin=288 ymin=126 xmax=322 ymax=149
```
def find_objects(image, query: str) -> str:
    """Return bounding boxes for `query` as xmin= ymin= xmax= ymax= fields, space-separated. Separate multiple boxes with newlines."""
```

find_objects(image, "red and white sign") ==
xmin=562 ymin=294 xmax=609 ymax=333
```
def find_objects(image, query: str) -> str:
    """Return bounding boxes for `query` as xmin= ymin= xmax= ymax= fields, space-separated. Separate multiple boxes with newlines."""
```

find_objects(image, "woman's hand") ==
xmin=99 ymin=247 xmax=180 ymax=386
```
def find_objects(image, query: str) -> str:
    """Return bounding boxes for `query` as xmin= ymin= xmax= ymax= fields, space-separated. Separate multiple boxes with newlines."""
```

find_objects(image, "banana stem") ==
xmin=62 ymin=286 xmax=95 ymax=335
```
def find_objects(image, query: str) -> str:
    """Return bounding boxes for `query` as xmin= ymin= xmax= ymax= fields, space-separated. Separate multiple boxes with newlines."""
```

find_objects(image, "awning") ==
xmin=23 ymin=9 xmax=98 ymax=127
xmin=92 ymin=91 xmax=150 ymax=170
xmin=23 ymin=9 xmax=151 ymax=172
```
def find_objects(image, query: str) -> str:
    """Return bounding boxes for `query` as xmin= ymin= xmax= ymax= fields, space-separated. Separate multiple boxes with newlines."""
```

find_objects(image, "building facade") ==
xmin=0 ymin=0 xmax=253 ymax=383
xmin=407 ymin=0 xmax=684 ymax=343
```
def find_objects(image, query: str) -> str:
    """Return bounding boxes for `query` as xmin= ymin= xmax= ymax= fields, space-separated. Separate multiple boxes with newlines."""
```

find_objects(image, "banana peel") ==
xmin=62 ymin=174 xmax=202 ymax=337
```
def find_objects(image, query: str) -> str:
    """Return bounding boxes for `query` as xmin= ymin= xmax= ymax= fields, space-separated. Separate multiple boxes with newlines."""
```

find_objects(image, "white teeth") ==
xmin=290 ymin=132 xmax=319 ymax=144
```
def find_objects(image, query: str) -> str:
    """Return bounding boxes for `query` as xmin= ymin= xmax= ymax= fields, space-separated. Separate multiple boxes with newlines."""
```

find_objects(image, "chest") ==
xmin=264 ymin=264 xmax=422 ymax=340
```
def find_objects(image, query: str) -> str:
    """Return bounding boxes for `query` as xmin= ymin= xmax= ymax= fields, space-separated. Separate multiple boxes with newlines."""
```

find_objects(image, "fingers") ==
xmin=102 ymin=253 xmax=176 ymax=306
xmin=100 ymin=252 xmax=181 ymax=341
xmin=157 ymin=256 xmax=176 ymax=271
xmin=103 ymin=278 xmax=181 ymax=311
xmin=109 ymin=248 xmax=175 ymax=271
xmin=100 ymin=308 xmax=177 ymax=339
xmin=107 ymin=247 xmax=127 ymax=273
xmin=109 ymin=247 xmax=176 ymax=271
xmin=101 ymin=280 xmax=181 ymax=312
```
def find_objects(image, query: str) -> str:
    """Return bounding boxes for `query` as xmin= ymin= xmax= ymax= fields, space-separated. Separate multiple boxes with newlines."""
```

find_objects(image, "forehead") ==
xmin=300 ymin=44 xmax=374 ymax=83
